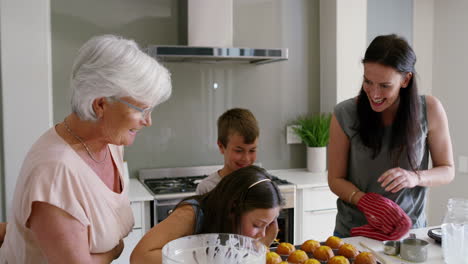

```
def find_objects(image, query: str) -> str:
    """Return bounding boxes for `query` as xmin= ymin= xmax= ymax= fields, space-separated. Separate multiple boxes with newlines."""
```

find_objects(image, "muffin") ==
xmin=312 ymin=245 xmax=334 ymax=261
xmin=303 ymin=259 xmax=321 ymax=264
xmin=287 ymin=250 xmax=309 ymax=264
xmin=354 ymin=252 xmax=377 ymax=264
xmin=325 ymin=236 xmax=344 ymax=249
xmin=276 ymin=242 xmax=295 ymax=255
xmin=337 ymin=243 xmax=359 ymax=259
xmin=266 ymin=251 xmax=283 ymax=264
xmin=328 ymin=255 xmax=350 ymax=264
xmin=300 ymin=239 xmax=321 ymax=253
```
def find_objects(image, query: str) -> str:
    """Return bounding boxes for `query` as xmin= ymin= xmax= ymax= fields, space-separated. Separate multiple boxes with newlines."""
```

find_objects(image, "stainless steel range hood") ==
xmin=146 ymin=45 xmax=288 ymax=65
xmin=146 ymin=0 xmax=288 ymax=65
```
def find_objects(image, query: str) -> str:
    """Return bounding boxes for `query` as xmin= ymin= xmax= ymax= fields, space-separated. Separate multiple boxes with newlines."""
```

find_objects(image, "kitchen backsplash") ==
xmin=51 ymin=0 xmax=320 ymax=177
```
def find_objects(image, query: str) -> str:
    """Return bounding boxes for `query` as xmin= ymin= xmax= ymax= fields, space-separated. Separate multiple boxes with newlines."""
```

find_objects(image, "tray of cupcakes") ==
xmin=267 ymin=236 xmax=380 ymax=264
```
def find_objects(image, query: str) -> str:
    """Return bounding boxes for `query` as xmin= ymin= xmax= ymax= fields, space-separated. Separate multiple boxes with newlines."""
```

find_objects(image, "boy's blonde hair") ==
xmin=217 ymin=108 xmax=259 ymax=147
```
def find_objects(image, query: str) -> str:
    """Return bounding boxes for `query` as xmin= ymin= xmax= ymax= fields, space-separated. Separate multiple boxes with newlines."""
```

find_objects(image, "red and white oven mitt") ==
xmin=350 ymin=192 xmax=412 ymax=241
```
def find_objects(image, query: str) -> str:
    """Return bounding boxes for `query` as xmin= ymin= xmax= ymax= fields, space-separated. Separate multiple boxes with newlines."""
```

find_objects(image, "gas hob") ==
xmin=139 ymin=165 xmax=296 ymax=201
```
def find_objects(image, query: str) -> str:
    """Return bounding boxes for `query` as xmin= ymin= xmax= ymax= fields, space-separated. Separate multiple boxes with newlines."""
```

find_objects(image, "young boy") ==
xmin=196 ymin=108 xmax=259 ymax=195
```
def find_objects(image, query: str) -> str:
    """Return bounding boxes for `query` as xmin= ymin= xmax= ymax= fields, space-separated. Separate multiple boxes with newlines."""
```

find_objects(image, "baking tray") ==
xmin=269 ymin=244 xmax=382 ymax=264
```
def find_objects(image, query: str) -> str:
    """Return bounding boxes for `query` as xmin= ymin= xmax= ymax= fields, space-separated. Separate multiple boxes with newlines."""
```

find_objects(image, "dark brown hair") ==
xmin=217 ymin=108 xmax=259 ymax=147
xmin=177 ymin=165 xmax=284 ymax=234
xmin=357 ymin=34 xmax=421 ymax=171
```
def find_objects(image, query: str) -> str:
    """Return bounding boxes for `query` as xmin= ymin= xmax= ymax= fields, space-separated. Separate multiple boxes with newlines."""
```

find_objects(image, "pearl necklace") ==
xmin=63 ymin=118 xmax=108 ymax=164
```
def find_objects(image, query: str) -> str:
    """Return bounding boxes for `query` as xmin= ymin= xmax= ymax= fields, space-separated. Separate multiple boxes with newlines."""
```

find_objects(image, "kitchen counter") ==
xmin=269 ymin=168 xmax=328 ymax=188
xmin=128 ymin=178 xmax=154 ymax=202
xmin=343 ymin=226 xmax=443 ymax=264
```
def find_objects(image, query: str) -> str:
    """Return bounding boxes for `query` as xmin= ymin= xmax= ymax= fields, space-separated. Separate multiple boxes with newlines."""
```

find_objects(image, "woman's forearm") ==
xmin=130 ymin=249 xmax=162 ymax=264
xmin=328 ymin=177 xmax=364 ymax=205
xmin=418 ymin=165 xmax=455 ymax=187
xmin=91 ymin=239 xmax=124 ymax=264
xmin=45 ymin=247 xmax=120 ymax=264
xmin=0 ymin=222 xmax=7 ymax=246
xmin=90 ymin=252 xmax=117 ymax=264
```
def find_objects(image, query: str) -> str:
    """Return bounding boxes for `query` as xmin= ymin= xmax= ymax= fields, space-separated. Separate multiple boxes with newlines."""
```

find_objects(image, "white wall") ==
xmin=426 ymin=0 xmax=468 ymax=225
xmin=336 ymin=0 xmax=367 ymax=107
xmin=413 ymin=0 xmax=434 ymax=96
xmin=320 ymin=0 xmax=367 ymax=113
xmin=367 ymin=0 xmax=413 ymax=46
xmin=319 ymin=0 xmax=337 ymax=113
xmin=0 ymin=0 xmax=53 ymax=220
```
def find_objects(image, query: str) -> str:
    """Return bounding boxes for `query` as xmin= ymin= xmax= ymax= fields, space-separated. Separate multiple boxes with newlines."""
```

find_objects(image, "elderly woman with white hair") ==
xmin=0 ymin=35 xmax=171 ymax=263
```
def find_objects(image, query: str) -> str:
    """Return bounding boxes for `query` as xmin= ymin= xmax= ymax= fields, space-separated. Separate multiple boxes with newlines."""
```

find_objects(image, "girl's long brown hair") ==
xmin=177 ymin=165 xmax=284 ymax=234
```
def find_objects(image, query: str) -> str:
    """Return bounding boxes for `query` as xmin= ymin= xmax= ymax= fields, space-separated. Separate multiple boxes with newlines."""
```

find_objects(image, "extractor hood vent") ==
xmin=146 ymin=45 xmax=288 ymax=65
xmin=145 ymin=0 xmax=288 ymax=65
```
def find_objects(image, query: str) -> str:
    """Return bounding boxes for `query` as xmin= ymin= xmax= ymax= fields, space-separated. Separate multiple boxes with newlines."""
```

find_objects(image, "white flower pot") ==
xmin=307 ymin=146 xmax=327 ymax=172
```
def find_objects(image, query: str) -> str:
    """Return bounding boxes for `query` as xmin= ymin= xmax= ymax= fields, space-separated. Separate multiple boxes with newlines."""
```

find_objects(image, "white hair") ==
xmin=70 ymin=34 xmax=172 ymax=121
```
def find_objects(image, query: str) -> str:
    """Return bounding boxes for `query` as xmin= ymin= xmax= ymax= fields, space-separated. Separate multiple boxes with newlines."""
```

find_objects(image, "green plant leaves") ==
xmin=292 ymin=113 xmax=332 ymax=147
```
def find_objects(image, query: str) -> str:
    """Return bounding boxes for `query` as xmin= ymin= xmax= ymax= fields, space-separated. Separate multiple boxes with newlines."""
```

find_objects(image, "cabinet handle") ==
xmin=307 ymin=186 xmax=330 ymax=191
xmin=304 ymin=208 xmax=337 ymax=214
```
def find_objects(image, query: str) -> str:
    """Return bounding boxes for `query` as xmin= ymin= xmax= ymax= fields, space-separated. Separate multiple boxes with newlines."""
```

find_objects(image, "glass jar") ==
xmin=441 ymin=198 xmax=468 ymax=264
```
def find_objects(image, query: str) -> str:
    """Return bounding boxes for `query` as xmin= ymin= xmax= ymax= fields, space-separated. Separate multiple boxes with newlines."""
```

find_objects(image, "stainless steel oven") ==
xmin=139 ymin=165 xmax=296 ymax=243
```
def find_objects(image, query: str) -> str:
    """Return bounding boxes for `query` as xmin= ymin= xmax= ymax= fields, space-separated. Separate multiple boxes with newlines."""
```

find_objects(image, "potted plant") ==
xmin=292 ymin=113 xmax=332 ymax=172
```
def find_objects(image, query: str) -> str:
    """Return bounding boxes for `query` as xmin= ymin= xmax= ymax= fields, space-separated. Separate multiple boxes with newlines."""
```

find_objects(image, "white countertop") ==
xmin=128 ymin=168 xmax=323 ymax=202
xmin=343 ymin=226 xmax=443 ymax=264
xmin=269 ymin=168 xmax=328 ymax=189
xmin=128 ymin=177 xmax=294 ymax=201
xmin=153 ymin=183 xmax=295 ymax=200
xmin=128 ymin=178 xmax=154 ymax=202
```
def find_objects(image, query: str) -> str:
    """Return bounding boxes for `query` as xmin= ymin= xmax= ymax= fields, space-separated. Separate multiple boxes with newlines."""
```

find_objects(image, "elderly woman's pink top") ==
xmin=0 ymin=127 xmax=134 ymax=263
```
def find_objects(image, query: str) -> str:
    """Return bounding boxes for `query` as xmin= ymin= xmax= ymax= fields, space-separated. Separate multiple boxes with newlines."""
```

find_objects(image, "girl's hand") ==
xmin=259 ymin=219 xmax=278 ymax=247
xmin=378 ymin=167 xmax=420 ymax=193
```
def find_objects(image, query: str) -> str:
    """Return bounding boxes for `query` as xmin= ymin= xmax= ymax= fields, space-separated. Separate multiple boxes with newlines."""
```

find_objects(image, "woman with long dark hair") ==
xmin=328 ymin=34 xmax=454 ymax=240
xmin=130 ymin=165 xmax=284 ymax=264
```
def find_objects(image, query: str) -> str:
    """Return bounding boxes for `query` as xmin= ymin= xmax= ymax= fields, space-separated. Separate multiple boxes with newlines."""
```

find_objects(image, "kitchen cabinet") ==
xmin=297 ymin=186 xmax=338 ymax=242
xmin=114 ymin=179 xmax=153 ymax=264
xmin=269 ymin=169 xmax=338 ymax=244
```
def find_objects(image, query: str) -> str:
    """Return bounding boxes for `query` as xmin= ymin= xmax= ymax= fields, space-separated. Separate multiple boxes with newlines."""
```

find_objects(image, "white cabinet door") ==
xmin=302 ymin=208 xmax=337 ymax=242
xmin=296 ymin=186 xmax=338 ymax=243
xmin=302 ymin=186 xmax=337 ymax=212
xmin=113 ymin=201 xmax=145 ymax=263
xmin=131 ymin=202 xmax=143 ymax=229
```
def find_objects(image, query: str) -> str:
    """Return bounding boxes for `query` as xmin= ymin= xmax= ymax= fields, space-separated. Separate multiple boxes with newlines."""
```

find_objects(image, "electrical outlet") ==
xmin=459 ymin=156 xmax=468 ymax=173
xmin=286 ymin=125 xmax=302 ymax=144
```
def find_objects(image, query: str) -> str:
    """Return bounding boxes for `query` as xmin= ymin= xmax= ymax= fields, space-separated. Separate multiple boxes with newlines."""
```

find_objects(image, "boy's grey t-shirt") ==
xmin=195 ymin=171 xmax=221 ymax=195
xmin=333 ymin=96 xmax=429 ymax=237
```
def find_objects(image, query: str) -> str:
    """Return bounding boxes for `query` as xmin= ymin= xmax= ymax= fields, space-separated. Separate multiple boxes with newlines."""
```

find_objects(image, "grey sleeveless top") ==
xmin=181 ymin=199 xmax=205 ymax=234
xmin=333 ymin=96 xmax=429 ymax=237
